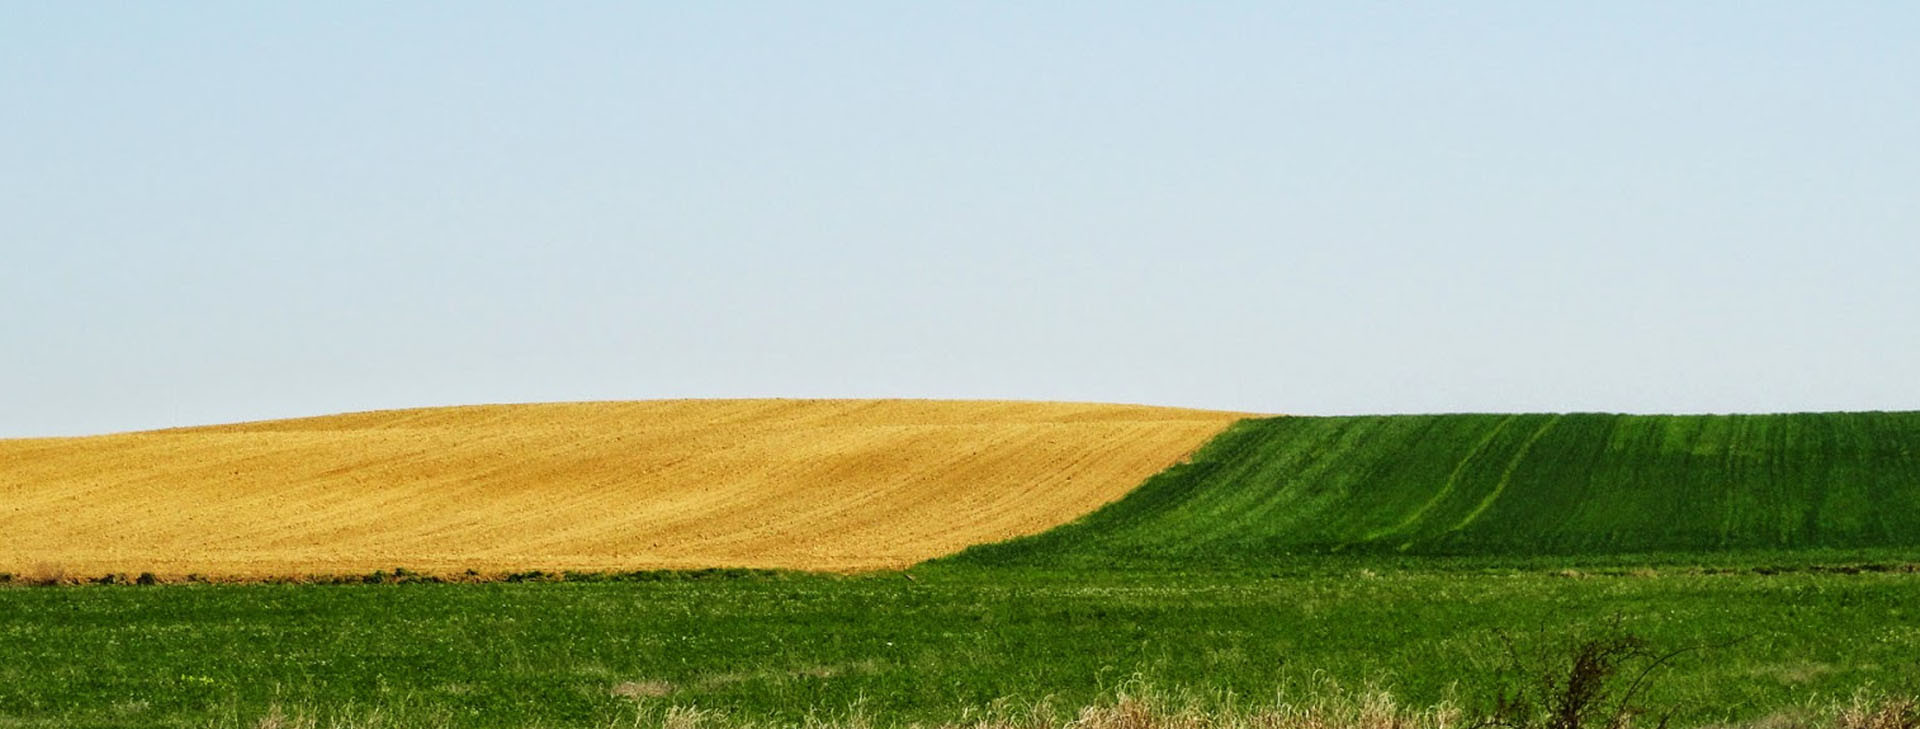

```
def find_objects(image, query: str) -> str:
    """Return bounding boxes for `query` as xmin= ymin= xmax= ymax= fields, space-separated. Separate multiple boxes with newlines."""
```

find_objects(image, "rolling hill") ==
xmin=947 ymin=412 xmax=1920 ymax=568
xmin=0 ymin=399 xmax=1243 ymax=577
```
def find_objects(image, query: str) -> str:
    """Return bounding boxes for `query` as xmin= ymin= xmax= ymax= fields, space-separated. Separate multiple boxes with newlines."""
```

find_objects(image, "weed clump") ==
xmin=1833 ymin=694 xmax=1920 ymax=729
xmin=25 ymin=562 xmax=69 ymax=586
xmin=1476 ymin=620 xmax=1742 ymax=729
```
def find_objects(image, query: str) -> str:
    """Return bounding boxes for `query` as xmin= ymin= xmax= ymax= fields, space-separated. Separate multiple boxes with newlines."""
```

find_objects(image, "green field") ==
xmin=4 ymin=568 xmax=1919 ymax=728
xmin=950 ymin=412 xmax=1920 ymax=569
xmin=6 ymin=411 xmax=1920 ymax=728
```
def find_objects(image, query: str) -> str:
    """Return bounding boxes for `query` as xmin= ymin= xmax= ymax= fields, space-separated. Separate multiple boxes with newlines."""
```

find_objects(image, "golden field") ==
xmin=0 ymin=399 xmax=1244 ymax=578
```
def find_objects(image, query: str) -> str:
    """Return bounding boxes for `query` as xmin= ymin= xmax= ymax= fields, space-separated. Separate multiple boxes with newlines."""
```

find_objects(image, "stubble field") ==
xmin=0 ymin=399 xmax=1241 ymax=578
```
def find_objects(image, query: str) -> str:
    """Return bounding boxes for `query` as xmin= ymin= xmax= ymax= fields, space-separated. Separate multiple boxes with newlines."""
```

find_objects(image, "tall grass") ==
xmin=230 ymin=688 xmax=1918 ymax=729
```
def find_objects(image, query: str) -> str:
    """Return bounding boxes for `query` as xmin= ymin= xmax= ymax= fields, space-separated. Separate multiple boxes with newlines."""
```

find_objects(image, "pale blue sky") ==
xmin=5 ymin=3 xmax=1917 ymax=437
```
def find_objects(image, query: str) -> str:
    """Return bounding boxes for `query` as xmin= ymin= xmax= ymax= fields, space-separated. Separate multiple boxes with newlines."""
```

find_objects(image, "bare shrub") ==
xmin=1476 ymin=619 xmax=1740 ymax=729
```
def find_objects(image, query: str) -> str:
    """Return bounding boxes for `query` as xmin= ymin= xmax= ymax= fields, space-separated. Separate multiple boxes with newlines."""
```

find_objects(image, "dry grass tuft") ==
xmin=25 ymin=561 xmax=69 ymax=586
xmin=604 ymin=686 xmax=1461 ymax=729
xmin=251 ymin=705 xmax=307 ymax=729
xmin=1056 ymin=690 xmax=1459 ymax=729
xmin=234 ymin=686 xmax=1920 ymax=729
xmin=247 ymin=704 xmax=454 ymax=729
xmin=1832 ymin=694 xmax=1920 ymax=729
xmin=614 ymin=680 xmax=679 ymax=699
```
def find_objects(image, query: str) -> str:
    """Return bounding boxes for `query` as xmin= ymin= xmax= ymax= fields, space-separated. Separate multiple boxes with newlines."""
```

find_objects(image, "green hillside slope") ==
xmin=947 ymin=412 xmax=1920 ymax=568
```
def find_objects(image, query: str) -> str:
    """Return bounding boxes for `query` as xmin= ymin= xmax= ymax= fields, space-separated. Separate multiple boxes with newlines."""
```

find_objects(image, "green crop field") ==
xmin=950 ymin=412 xmax=1920 ymax=569
xmin=5 ymin=412 xmax=1920 ymax=728
xmin=4 ymin=568 xmax=1920 ymax=729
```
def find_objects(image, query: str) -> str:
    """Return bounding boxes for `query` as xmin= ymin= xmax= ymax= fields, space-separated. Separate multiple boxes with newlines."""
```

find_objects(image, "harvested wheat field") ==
xmin=0 ymin=399 xmax=1244 ymax=578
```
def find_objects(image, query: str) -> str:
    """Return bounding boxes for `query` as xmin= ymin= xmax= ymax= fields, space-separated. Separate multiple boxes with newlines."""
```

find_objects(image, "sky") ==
xmin=4 ymin=3 xmax=1918 ymax=437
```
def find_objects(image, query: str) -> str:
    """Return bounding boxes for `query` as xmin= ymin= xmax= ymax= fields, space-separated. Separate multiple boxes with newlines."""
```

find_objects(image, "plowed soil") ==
xmin=0 ymin=400 xmax=1244 ymax=578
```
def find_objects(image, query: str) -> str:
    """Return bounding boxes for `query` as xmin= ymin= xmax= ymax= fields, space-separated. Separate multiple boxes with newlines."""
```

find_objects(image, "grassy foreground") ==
xmin=3 ymin=566 xmax=1918 ymax=728
xmin=950 ymin=413 xmax=1920 ymax=568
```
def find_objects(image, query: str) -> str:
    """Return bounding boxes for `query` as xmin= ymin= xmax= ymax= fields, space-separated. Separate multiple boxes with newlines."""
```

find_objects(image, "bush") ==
xmin=1478 ymin=619 xmax=1718 ymax=729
